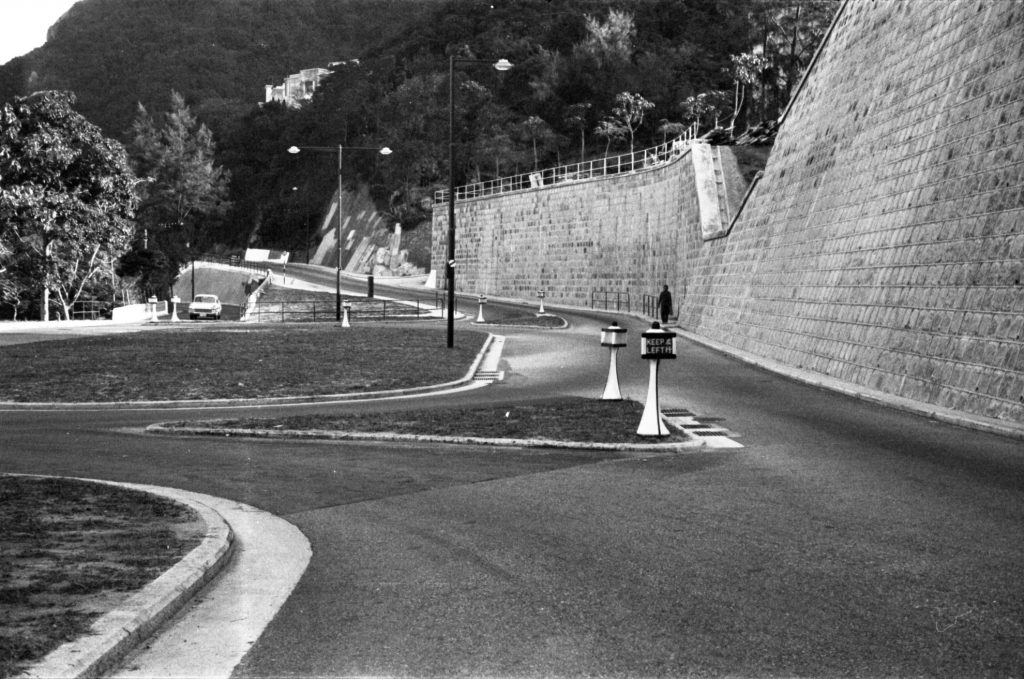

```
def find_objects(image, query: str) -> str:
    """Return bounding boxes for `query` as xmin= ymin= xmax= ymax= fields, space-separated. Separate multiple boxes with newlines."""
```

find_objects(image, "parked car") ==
xmin=189 ymin=294 xmax=222 ymax=320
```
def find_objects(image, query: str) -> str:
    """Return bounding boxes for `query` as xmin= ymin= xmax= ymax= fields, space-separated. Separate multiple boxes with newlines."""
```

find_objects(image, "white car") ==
xmin=189 ymin=294 xmax=222 ymax=320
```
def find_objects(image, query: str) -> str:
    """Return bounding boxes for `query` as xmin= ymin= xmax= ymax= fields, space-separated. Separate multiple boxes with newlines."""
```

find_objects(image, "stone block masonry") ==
xmin=433 ymin=0 xmax=1023 ymax=427
xmin=433 ymin=150 xmax=704 ymax=309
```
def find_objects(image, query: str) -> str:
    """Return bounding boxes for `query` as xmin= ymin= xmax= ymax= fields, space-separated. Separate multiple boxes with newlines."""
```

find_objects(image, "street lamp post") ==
xmin=288 ymin=144 xmax=392 ymax=321
xmin=186 ymin=241 xmax=195 ymax=301
xmin=447 ymin=55 xmax=513 ymax=348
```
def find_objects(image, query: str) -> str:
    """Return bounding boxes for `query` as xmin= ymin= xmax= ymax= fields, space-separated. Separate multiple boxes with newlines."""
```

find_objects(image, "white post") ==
xmin=476 ymin=295 xmax=486 ymax=323
xmin=602 ymin=346 xmax=622 ymax=400
xmin=538 ymin=290 xmax=546 ymax=315
xmin=637 ymin=359 xmax=667 ymax=436
xmin=342 ymin=302 xmax=351 ymax=328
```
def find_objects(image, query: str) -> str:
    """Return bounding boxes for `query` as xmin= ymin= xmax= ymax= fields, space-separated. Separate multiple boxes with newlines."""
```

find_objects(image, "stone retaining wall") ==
xmin=433 ymin=0 xmax=1024 ymax=426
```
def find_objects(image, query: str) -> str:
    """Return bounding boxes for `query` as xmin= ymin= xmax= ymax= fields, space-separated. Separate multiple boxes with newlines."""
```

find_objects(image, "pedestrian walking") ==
xmin=657 ymin=284 xmax=673 ymax=324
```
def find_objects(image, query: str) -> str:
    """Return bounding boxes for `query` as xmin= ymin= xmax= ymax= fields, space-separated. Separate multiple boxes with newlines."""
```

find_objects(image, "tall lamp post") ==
xmin=288 ymin=144 xmax=392 ymax=321
xmin=447 ymin=55 xmax=513 ymax=348
xmin=185 ymin=240 xmax=195 ymax=302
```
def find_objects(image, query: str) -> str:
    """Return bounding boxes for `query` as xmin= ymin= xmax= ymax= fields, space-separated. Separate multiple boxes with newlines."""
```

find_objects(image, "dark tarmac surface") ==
xmin=2 ymin=294 xmax=1023 ymax=677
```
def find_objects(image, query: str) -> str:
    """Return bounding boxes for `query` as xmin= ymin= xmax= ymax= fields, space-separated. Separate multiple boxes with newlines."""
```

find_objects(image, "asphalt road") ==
xmin=2 ymin=287 xmax=1022 ymax=677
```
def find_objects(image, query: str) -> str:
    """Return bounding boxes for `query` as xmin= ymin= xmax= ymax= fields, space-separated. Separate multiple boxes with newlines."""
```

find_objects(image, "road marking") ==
xmin=474 ymin=335 xmax=506 ymax=383
xmin=661 ymin=408 xmax=743 ymax=448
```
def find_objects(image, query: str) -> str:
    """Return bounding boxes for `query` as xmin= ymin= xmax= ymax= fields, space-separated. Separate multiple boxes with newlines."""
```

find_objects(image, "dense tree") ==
xmin=0 ymin=91 xmax=139 ymax=320
xmin=594 ymin=92 xmax=655 ymax=154
xmin=114 ymin=248 xmax=173 ymax=298
xmin=563 ymin=102 xmax=592 ymax=164
xmin=128 ymin=90 xmax=231 ymax=291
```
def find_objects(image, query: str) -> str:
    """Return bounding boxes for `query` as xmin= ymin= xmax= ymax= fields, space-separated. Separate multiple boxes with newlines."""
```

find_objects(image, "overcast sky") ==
xmin=0 ymin=0 xmax=80 ymax=65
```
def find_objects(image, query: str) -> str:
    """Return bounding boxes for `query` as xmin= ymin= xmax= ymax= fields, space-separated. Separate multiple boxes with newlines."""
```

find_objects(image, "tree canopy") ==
xmin=0 ymin=91 xmax=139 ymax=319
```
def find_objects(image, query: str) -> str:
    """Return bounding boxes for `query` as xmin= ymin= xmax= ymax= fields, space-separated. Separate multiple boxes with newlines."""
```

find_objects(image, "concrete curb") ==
xmin=471 ymin=313 xmax=570 ymax=330
xmin=16 ymin=478 xmax=236 ymax=679
xmin=143 ymin=423 xmax=706 ymax=451
xmin=0 ymin=333 xmax=501 ymax=411
xmin=672 ymin=329 xmax=1024 ymax=442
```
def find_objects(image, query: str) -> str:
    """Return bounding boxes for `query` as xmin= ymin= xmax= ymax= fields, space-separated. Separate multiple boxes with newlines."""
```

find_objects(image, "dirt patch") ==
xmin=0 ymin=476 xmax=202 ymax=678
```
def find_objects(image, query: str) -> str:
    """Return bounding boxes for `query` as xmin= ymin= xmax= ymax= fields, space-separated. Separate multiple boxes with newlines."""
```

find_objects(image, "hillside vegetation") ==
xmin=0 ymin=0 xmax=838 ymax=298
xmin=0 ymin=0 xmax=440 ymax=135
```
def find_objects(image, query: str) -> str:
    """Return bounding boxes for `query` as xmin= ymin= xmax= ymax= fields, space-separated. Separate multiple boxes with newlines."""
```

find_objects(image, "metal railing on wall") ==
xmin=435 ymin=129 xmax=699 ymax=204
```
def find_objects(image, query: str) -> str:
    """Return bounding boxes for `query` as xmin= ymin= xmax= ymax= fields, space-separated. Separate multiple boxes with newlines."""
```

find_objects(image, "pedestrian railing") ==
xmin=641 ymin=294 xmax=682 ymax=322
xmin=71 ymin=300 xmax=112 ymax=320
xmin=591 ymin=290 xmax=631 ymax=313
xmin=435 ymin=133 xmax=699 ymax=204
xmin=247 ymin=298 xmax=437 ymax=323
xmin=641 ymin=294 xmax=658 ymax=318
xmin=197 ymin=255 xmax=269 ymax=275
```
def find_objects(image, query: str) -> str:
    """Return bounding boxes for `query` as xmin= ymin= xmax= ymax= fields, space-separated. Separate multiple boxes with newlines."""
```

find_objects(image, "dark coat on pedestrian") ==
xmin=657 ymin=286 xmax=673 ymax=323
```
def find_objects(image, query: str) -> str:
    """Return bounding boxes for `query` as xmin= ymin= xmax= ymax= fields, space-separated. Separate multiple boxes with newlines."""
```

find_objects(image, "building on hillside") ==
xmin=263 ymin=67 xmax=333 ymax=108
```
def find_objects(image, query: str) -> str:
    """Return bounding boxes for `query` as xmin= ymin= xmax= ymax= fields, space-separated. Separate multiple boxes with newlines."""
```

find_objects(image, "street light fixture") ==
xmin=446 ymin=55 xmax=513 ymax=348
xmin=287 ymin=144 xmax=392 ymax=321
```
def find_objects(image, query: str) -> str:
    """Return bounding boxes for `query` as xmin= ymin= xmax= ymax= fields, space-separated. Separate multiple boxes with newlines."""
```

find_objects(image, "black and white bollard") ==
xmin=537 ymin=289 xmax=546 ymax=315
xmin=476 ymin=294 xmax=487 ymax=323
xmin=170 ymin=296 xmax=181 ymax=322
xmin=600 ymin=321 xmax=627 ymax=400
xmin=341 ymin=299 xmax=352 ymax=328
xmin=147 ymin=296 xmax=159 ymax=322
xmin=637 ymin=321 xmax=677 ymax=436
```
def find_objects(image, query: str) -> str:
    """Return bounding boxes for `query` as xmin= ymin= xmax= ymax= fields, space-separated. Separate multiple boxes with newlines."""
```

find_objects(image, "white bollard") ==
xmin=637 ymin=359 xmax=667 ymax=435
xmin=637 ymin=322 xmax=677 ymax=437
xmin=341 ymin=299 xmax=352 ymax=328
xmin=600 ymin=321 xmax=627 ymax=401
xmin=603 ymin=347 xmax=623 ymax=400
xmin=476 ymin=295 xmax=487 ymax=323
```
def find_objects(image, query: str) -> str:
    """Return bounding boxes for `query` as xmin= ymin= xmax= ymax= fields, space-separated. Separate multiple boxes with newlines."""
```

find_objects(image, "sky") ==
xmin=0 ymin=0 xmax=81 ymax=65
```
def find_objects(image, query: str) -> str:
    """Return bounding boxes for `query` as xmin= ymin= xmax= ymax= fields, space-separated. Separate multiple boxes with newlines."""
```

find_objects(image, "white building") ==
xmin=264 ymin=67 xmax=333 ymax=108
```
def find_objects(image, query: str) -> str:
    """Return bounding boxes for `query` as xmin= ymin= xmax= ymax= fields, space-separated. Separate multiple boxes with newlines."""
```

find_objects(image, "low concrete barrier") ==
xmin=111 ymin=301 xmax=167 ymax=323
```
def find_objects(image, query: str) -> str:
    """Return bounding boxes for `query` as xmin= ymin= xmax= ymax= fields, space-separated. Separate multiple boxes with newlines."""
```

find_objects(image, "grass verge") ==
xmin=0 ymin=325 xmax=486 ymax=402
xmin=0 ymin=476 xmax=202 ymax=678
xmin=162 ymin=397 xmax=693 ymax=445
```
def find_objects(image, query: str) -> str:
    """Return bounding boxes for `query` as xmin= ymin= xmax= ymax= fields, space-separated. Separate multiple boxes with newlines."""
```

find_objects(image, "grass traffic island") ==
xmin=155 ymin=397 xmax=695 ymax=447
xmin=472 ymin=309 xmax=567 ymax=328
xmin=0 ymin=476 xmax=202 ymax=678
xmin=0 ymin=325 xmax=487 ymax=403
